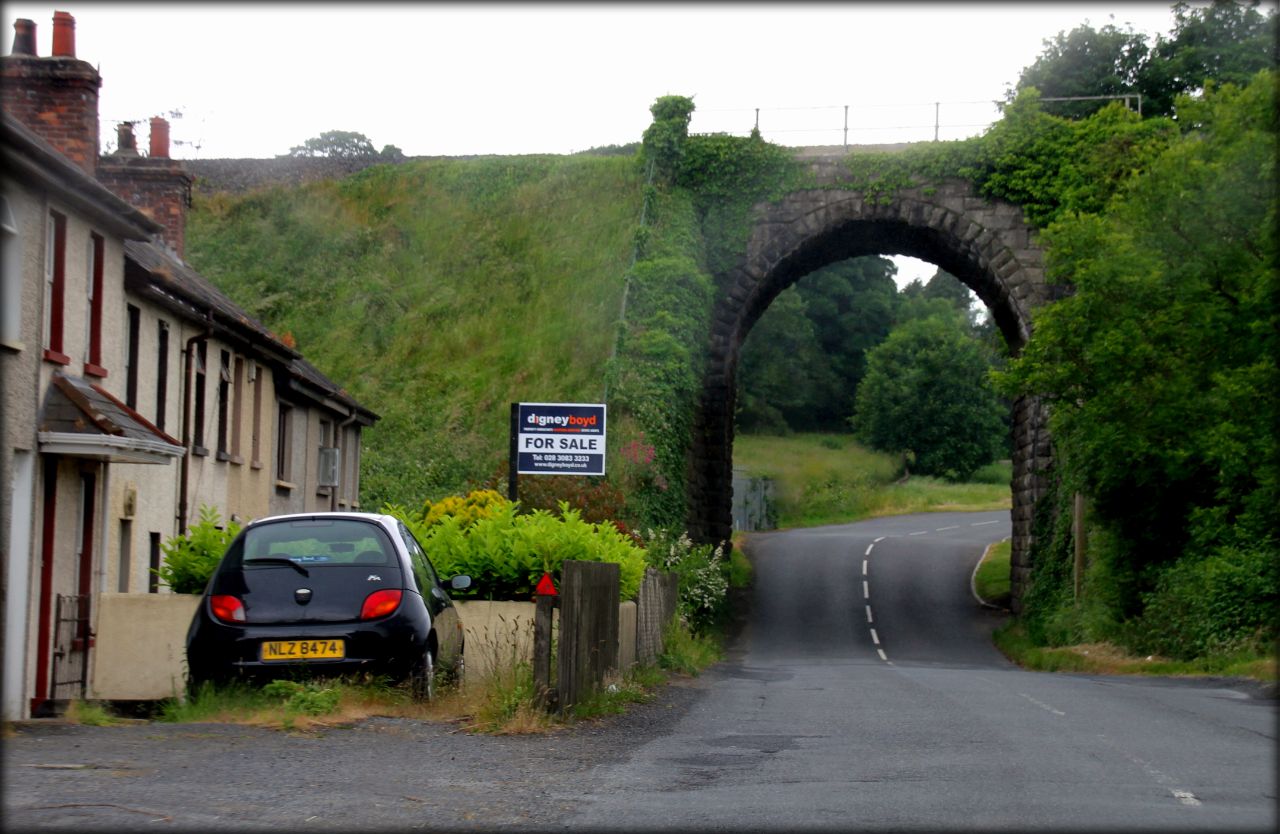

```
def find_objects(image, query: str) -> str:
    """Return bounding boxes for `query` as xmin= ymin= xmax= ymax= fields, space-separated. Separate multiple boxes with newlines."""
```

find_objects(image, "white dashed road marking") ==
xmin=1019 ymin=692 xmax=1066 ymax=716
xmin=865 ymin=605 xmax=873 ymax=623
xmin=971 ymin=520 xmax=999 ymax=526
xmin=935 ymin=525 xmax=959 ymax=531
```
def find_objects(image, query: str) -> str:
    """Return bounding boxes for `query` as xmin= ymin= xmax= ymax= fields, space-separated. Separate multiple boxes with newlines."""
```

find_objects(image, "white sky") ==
xmin=3 ymin=2 xmax=1183 ymax=286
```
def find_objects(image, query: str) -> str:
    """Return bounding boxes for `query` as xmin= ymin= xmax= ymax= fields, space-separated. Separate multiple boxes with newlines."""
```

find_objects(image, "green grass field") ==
xmin=732 ymin=433 xmax=1011 ymax=529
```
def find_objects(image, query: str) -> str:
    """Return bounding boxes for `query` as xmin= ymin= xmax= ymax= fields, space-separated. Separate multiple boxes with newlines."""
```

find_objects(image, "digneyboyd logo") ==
xmin=525 ymin=413 xmax=598 ymax=428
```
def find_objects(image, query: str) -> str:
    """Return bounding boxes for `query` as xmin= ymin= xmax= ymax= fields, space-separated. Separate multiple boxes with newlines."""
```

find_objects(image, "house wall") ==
xmin=182 ymin=331 xmax=275 ymax=528
xmin=2 ymin=177 xmax=49 ymax=720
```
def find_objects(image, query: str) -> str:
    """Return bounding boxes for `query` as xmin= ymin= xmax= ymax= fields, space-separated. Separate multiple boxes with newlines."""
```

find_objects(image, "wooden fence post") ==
xmin=532 ymin=593 xmax=556 ymax=708
xmin=636 ymin=567 xmax=679 ymax=665
xmin=556 ymin=560 xmax=619 ymax=712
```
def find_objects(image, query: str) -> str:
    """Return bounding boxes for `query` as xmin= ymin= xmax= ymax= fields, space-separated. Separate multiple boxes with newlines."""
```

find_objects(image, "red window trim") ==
xmin=87 ymin=232 xmax=105 ymax=369
xmin=47 ymin=211 xmax=66 ymax=355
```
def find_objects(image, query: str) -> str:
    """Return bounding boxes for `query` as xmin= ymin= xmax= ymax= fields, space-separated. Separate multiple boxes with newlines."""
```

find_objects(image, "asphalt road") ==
xmin=4 ymin=511 xmax=1275 ymax=832
xmin=569 ymin=511 xmax=1276 ymax=831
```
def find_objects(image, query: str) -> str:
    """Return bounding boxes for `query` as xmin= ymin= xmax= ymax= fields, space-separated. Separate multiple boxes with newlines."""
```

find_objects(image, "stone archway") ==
xmin=687 ymin=170 xmax=1058 ymax=611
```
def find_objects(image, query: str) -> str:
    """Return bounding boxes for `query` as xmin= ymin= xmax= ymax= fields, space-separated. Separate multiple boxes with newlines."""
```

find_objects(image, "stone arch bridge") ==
xmin=686 ymin=150 xmax=1059 ymax=610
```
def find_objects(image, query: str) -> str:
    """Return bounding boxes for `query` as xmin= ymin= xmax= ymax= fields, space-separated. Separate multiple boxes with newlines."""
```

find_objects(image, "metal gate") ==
xmin=51 ymin=593 xmax=92 ymax=701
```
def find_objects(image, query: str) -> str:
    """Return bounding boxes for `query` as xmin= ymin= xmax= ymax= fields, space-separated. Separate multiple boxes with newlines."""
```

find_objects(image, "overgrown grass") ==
xmin=659 ymin=620 xmax=724 ymax=675
xmin=973 ymin=538 xmax=1012 ymax=608
xmin=187 ymin=156 xmax=645 ymax=509
xmin=65 ymin=700 xmax=121 ymax=727
xmin=994 ymin=622 xmax=1277 ymax=682
xmin=152 ymin=616 xmax=724 ymax=734
xmin=733 ymin=433 xmax=1011 ymax=528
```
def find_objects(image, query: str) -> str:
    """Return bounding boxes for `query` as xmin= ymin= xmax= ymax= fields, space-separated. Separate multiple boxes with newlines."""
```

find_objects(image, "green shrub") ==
xmin=155 ymin=505 xmax=241 ymax=594
xmin=641 ymin=528 xmax=730 ymax=632
xmin=1125 ymin=545 xmax=1278 ymax=660
xmin=391 ymin=501 xmax=647 ymax=600
xmin=261 ymin=679 xmax=341 ymax=716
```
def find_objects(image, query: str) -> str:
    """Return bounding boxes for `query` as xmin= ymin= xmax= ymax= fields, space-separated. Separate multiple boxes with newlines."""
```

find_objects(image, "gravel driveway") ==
xmin=3 ymin=674 xmax=711 ymax=831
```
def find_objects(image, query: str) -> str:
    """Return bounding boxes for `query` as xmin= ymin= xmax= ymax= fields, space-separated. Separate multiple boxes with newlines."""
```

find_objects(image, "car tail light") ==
xmin=360 ymin=589 xmax=402 ymax=621
xmin=210 ymin=595 xmax=246 ymax=623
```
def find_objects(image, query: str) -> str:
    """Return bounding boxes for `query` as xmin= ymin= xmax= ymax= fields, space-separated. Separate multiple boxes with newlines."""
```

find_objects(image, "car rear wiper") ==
xmin=244 ymin=557 xmax=310 ymax=577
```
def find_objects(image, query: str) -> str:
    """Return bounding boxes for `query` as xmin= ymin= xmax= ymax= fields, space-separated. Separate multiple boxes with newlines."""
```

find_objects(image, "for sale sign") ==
xmin=516 ymin=402 xmax=607 ymax=476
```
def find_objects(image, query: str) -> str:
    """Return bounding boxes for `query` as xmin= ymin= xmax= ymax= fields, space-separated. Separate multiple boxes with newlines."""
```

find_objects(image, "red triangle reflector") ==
xmin=535 ymin=572 xmax=558 ymax=596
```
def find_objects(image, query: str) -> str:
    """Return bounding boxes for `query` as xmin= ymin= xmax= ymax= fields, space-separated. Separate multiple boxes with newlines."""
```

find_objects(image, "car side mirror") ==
xmin=448 ymin=575 xmax=471 ymax=591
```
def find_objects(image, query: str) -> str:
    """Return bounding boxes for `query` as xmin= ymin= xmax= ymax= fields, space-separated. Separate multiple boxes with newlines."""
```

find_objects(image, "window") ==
xmin=2 ymin=195 xmax=23 ymax=348
xmin=231 ymin=356 xmax=244 ymax=461
xmin=156 ymin=320 xmax=169 ymax=432
xmin=118 ymin=520 xmax=132 ymax=593
xmin=125 ymin=304 xmax=140 ymax=408
xmin=276 ymin=402 xmax=293 ymax=483
xmin=318 ymin=418 xmax=334 ymax=496
xmin=148 ymin=532 xmax=161 ymax=593
xmin=216 ymin=350 xmax=231 ymax=460
xmin=250 ymin=362 xmax=263 ymax=467
xmin=193 ymin=340 xmax=207 ymax=454
xmin=43 ymin=210 xmax=68 ymax=363
xmin=84 ymin=233 xmax=105 ymax=376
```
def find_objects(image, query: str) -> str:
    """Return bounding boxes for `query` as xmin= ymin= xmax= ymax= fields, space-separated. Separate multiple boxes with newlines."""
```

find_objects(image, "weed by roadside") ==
xmin=65 ymin=700 xmax=121 ymax=727
xmin=993 ymin=621 xmax=1276 ymax=683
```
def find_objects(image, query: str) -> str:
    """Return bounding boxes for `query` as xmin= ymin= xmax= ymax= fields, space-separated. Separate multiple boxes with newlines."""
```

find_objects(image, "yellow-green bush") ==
xmin=388 ymin=500 xmax=647 ymax=600
xmin=422 ymin=488 xmax=509 ymax=529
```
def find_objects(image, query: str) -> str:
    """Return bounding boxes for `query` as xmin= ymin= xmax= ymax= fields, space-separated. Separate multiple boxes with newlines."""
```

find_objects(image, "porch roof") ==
xmin=38 ymin=374 xmax=184 ymax=464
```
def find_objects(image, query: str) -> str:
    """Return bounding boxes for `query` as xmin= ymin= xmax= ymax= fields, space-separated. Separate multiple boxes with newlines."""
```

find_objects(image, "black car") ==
xmin=186 ymin=512 xmax=469 ymax=699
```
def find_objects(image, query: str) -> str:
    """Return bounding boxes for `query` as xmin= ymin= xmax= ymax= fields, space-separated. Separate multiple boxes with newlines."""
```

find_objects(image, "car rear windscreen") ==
xmin=239 ymin=518 xmax=394 ymax=567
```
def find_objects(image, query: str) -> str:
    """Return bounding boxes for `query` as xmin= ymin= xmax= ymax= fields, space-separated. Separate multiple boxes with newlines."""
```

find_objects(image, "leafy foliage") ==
xmin=853 ymin=314 xmax=1006 ymax=481
xmin=287 ymin=129 xmax=378 ymax=159
xmin=641 ymin=95 xmax=695 ymax=182
xmin=1009 ymin=1 xmax=1277 ymax=119
xmin=738 ymin=257 xmax=899 ymax=433
xmin=997 ymin=70 xmax=1278 ymax=657
xmin=640 ymin=528 xmax=730 ymax=632
xmin=1013 ymin=21 xmax=1150 ymax=118
xmin=390 ymin=500 xmax=647 ymax=601
xmin=155 ymin=505 xmax=242 ymax=594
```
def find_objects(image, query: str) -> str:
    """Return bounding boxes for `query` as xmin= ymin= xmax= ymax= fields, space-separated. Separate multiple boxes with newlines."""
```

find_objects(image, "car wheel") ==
xmin=410 ymin=647 xmax=435 ymax=702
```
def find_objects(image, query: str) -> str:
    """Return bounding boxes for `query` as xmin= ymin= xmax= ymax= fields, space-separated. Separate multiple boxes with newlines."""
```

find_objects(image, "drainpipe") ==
xmin=332 ymin=411 xmax=359 ymax=512
xmin=178 ymin=323 xmax=211 ymax=533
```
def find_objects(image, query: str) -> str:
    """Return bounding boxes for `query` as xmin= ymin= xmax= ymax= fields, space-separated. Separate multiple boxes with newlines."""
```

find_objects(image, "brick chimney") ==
xmin=0 ymin=12 xmax=102 ymax=175
xmin=98 ymin=117 xmax=193 ymax=258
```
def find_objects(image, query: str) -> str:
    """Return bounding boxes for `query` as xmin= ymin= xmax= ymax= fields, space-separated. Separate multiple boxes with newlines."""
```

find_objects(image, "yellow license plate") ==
xmin=260 ymin=639 xmax=345 ymax=662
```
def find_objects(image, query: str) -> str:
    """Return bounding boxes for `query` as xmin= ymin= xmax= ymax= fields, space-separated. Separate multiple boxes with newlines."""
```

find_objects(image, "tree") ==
xmin=287 ymin=130 xmax=378 ymax=159
xmin=1140 ymin=0 xmax=1278 ymax=117
xmin=736 ymin=287 xmax=832 ymax=434
xmin=1011 ymin=22 xmax=1151 ymax=118
xmin=852 ymin=314 xmax=1005 ymax=481
xmin=736 ymin=256 xmax=898 ymax=433
xmin=1010 ymin=1 xmax=1277 ymax=119
xmin=996 ymin=70 xmax=1277 ymax=584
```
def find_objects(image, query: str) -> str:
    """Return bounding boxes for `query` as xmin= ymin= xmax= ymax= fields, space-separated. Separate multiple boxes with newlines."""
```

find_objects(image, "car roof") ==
xmin=243 ymin=511 xmax=399 ymax=529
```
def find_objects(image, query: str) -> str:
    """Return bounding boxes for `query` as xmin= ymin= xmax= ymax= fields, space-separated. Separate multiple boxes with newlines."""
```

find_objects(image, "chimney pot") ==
xmin=149 ymin=117 xmax=170 ymax=159
xmin=51 ymin=11 xmax=75 ymax=58
xmin=116 ymin=122 xmax=138 ymax=155
xmin=11 ymin=19 xmax=37 ymax=56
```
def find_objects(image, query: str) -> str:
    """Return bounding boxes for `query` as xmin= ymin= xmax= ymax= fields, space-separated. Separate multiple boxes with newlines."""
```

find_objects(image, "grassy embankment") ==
xmin=973 ymin=538 xmax=1274 ymax=683
xmin=187 ymin=155 xmax=645 ymax=509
